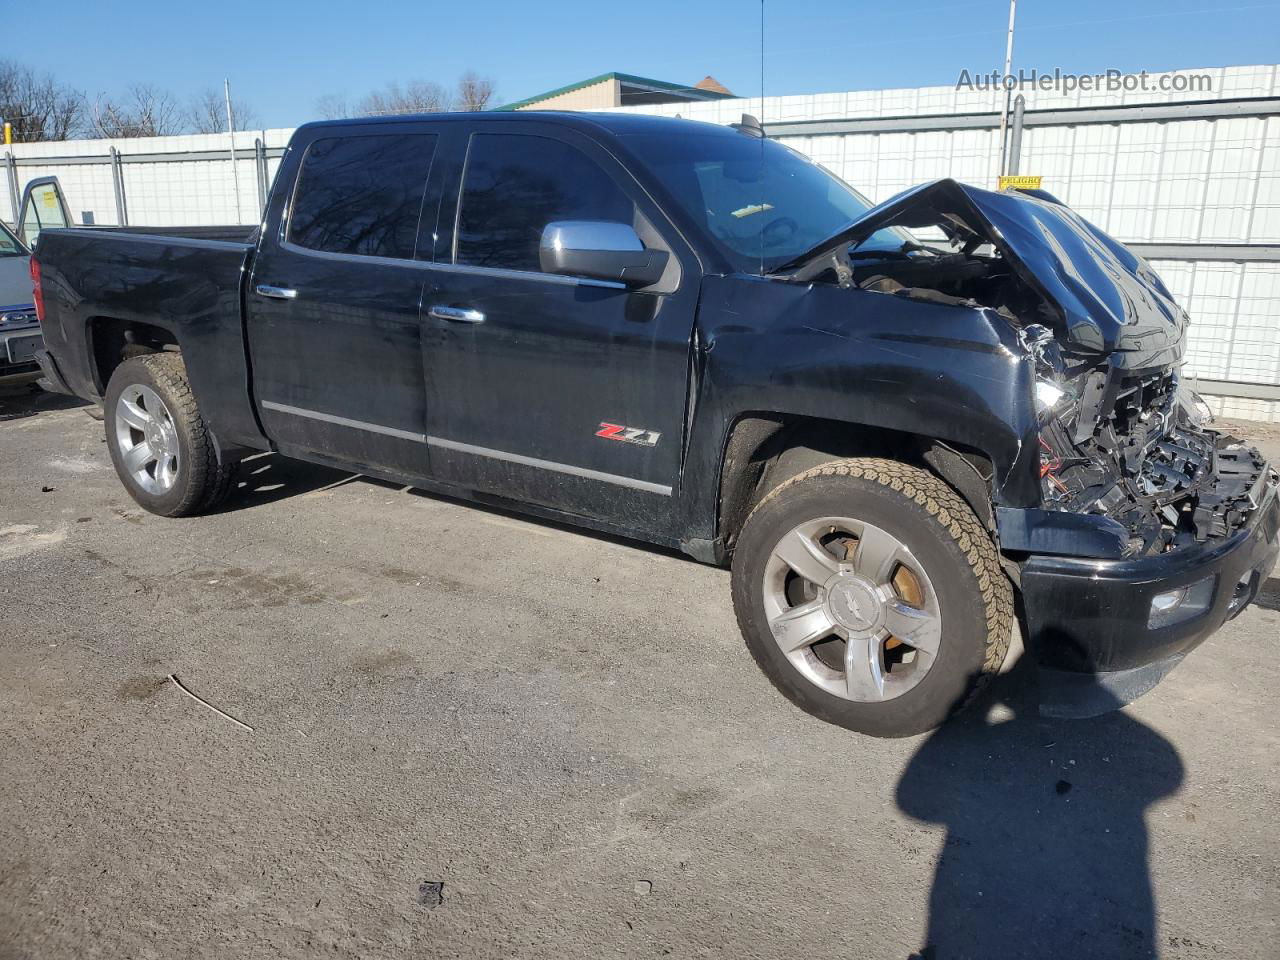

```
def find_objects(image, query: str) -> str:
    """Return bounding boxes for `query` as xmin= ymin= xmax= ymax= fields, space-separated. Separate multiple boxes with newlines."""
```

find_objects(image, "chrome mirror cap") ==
xmin=538 ymin=220 xmax=668 ymax=288
xmin=540 ymin=220 xmax=644 ymax=255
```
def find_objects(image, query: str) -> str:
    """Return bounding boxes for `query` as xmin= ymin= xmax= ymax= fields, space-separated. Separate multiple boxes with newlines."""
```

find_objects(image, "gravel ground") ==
xmin=1 ymin=374 xmax=1277 ymax=960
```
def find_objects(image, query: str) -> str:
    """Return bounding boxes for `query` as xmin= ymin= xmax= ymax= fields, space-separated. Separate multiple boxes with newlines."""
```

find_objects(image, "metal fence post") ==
xmin=110 ymin=147 xmax=129 ymax=225
xmin=4 ymin=151 xmax=18 ymax=224
xmin=254 ymin=138 xmax=268 ymax=216
xmin=1007 ymin=95 xmax=1026 ymax=177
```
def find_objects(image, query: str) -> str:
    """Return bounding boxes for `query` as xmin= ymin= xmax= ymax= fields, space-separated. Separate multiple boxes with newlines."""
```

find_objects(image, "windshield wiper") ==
xmin=848 ymin=240 xmax=941 ymax=261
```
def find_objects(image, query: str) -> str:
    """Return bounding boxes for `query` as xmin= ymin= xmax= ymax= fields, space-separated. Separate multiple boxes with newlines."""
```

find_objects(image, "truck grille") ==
xmin=0 ymin=308 xmax=37 ymax=326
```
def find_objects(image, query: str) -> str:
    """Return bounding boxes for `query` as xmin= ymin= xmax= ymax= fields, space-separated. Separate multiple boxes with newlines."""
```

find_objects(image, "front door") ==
xmin=247 ymin=124 xmax=441 ymax=476
xmin=17 ymin=177 xmax=72 ymax=248
xmin=422 ymin=123 xmax=699 ymax=534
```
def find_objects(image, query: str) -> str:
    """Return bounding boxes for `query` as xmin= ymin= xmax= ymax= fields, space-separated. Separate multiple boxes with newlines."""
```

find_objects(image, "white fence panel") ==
xmin=5 ymin=129 xmax=295 ymax=226
xmin=5 ymin=66 xmax=1280 ymax=417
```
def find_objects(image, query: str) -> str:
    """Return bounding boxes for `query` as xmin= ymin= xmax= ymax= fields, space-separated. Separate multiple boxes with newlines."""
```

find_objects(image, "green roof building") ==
xmin=497 ymin=73 xmax=734 ymax=111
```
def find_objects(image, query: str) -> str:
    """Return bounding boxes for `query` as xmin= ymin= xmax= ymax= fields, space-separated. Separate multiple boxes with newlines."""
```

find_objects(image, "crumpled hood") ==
xmin=785 ymin=178 xmax=1187 ymax=360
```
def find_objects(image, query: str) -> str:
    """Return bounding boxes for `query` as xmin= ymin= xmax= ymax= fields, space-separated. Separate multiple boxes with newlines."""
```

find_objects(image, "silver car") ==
xmin=0 ymin=219 xmax=41 ymax=374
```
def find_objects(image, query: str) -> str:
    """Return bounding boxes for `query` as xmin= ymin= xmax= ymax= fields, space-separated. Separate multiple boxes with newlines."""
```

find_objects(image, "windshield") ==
xmin=0 ymin=221 xmax=25 ymax=258
xmin=622 ymin=131 xmax=903 ymax=274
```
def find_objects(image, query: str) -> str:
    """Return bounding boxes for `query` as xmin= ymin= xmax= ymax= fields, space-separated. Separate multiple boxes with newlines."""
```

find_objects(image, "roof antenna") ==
xmin=757 ymin=0 xmax=766 ymax=275
xmin=730 ymin=113 xmax=765 ymax=138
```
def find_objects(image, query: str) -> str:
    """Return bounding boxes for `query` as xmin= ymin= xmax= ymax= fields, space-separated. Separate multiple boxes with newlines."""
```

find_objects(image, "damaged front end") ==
xmin=774 ymin=177 xmax=1280 ymax=712
xmin=776 ymin=177 xmax=1276 ymax=562
xmin=1028 ymin=327 xmax=1268 ymax=557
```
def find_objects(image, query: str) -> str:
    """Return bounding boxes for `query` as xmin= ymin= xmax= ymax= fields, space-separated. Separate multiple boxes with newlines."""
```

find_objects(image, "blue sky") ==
xmin=17 ymin=0 xmax=1280 ymax=128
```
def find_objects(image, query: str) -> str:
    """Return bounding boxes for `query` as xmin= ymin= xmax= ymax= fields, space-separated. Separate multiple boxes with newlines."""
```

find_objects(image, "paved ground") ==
xmin=1 ymin=373 xmax=1277 ymax=960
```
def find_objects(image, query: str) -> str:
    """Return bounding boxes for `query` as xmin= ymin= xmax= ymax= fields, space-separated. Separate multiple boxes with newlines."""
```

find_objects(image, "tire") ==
xmin=731 ymin=457 xmax=1012 ymax=737
xmin=103 ymin=353 xmax=237 ymax=517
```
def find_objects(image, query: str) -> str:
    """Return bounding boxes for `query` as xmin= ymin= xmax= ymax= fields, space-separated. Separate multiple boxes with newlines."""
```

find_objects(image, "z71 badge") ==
xmin=595 ymin=422 xmax=661 ymax=447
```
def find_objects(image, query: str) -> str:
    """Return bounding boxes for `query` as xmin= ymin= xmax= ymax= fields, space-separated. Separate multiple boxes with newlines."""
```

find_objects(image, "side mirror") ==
xmin=539 ymin=221 xmax=669 ymax=288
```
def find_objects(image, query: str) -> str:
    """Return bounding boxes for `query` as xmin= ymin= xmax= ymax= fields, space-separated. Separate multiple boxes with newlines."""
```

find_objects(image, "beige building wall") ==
xmin=515 ymin=78 xmax=619 ymax=110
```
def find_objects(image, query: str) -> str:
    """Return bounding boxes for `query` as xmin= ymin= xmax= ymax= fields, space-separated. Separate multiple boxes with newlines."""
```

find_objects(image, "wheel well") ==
xmin=89 ymin=317 xmax=179 ymax=393
xmin=716 ymin=414 xmax=996 ymax=551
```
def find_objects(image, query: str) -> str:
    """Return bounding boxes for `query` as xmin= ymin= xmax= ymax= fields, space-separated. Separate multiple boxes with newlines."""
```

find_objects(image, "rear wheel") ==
xmin=731 ymin=457 xmax=1012 ymax=737
xmin=104 ymin=353 xmax=236 ymax=517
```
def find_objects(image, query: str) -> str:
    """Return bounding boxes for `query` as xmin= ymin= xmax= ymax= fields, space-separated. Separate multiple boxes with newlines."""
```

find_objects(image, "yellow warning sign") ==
xmin=999 ymin=175 xmax=1043 ymax=191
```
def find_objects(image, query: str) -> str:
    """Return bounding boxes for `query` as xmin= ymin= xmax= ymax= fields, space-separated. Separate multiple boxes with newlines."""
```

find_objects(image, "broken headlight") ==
xmin=1175 ymin=380 xmax=1215 ymax=428
xmin=1035 ymin=379 xmax=1067 ymax=416
xmin=1022 ymin=325 xmax=1073 ymax=416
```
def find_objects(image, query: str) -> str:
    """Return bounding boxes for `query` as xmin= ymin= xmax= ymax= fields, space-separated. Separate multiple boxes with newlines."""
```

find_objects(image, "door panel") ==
xmin=18 ymin=177 xmax=72 ymax=248
xmin=422 ymin=125 xmax=699 ymax=533
xmin=249 ymin=254 xmax=432 ymax=470
xmin=247 ymin=125 xmax=441 ymax=475
xmin=424 ymin=267 xmax=688 ymax=491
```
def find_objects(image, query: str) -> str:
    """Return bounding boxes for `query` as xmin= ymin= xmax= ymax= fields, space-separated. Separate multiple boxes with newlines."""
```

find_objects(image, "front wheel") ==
xmin=104 ymin=353 xmax=236 ymax=517
xmin=731 ymin=458 xmax=1013 ymax=737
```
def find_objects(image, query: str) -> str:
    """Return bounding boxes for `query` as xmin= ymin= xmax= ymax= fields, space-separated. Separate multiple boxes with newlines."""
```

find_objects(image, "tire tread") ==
xmin=108 ymin=353 xmax=236 ymax=516
xmin=736 ymin=457 xmax=1014 ymax=727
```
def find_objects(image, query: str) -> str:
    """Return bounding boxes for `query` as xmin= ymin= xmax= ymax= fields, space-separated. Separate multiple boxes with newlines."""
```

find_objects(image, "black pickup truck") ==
xmin=30 ymin=112 xmax=1279 ymax=736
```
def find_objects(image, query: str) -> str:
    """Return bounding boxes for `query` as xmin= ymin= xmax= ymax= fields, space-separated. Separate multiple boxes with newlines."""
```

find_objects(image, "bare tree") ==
xmin=187 ymin=88 xmax=259 ymax=134
xmin=357 ymin=80 xmax=451 ymax=117
xmin=315 ymin=93 xmax=351 ymax=120
xmin=455 ymin=72 xmax=495 ymax=112
xmin=87 ymin=83 xmax=184 ymax=138
xmin=0 ymin=60 xmax=83 ymax=141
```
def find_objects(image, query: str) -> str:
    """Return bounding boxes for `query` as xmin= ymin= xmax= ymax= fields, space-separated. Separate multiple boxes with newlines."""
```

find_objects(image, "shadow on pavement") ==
xmin=898 ymin=655 xmax=1184 ymax=960
xmin=217 ymin=452 xmax=358 ymax=510
xmin=0 ymin=375 xmax=91 ymax=422
xmin=1252 ymin=577 xmax=1280 ymax=612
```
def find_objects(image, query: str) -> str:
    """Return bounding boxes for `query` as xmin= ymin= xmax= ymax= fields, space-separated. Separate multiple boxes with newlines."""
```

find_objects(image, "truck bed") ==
xmin=111 ymin=224 xmax=259 ymax=244
xmin=32 ymin=227 xmax=265 ymax=449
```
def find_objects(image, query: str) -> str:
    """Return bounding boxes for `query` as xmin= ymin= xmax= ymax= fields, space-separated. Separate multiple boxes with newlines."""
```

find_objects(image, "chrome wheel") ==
xmin=114 ymin=383 xmax=180 ymax=495
xmin=762 ymin=516 xmax=942 ymax=702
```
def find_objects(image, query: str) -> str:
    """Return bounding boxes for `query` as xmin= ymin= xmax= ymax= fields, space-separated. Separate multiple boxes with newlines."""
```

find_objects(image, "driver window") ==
xmin=455 ymin=133 xmax=634 ymax=273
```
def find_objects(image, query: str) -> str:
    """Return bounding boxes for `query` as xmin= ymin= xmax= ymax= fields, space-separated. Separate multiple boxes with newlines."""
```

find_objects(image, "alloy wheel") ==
xmin=761 ymin=516 xmax=942 ymax=701
xmin=114 ymin=383 xmax=181 ymax=495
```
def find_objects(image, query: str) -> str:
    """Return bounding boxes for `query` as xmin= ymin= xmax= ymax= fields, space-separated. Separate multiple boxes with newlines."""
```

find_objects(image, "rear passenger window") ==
xmin=456 ymin=133 xmax=634 ymax=272
xmin=289 ymin=134 xmax=437 ymax=259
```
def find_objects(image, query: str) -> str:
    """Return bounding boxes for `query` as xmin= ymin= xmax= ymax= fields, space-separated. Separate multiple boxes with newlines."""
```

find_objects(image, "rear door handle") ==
xmin=255 ymin=283 xmax=298 ymax=300
xmin=429 ymin=305 xmax=485 ymax=324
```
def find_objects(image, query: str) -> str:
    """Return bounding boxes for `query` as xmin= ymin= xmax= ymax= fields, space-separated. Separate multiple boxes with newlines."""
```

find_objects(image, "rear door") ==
xmin=422 ymin=120 xmax=700 ymax=533
xmin=247 ymin=123 xmax=442 ymax=475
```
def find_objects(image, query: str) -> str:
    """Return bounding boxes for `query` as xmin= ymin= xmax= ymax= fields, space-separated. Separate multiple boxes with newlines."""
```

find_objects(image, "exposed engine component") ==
xmin=1035 ymin=361 xmax=1267 ymax=554
xmin=791 ymin=240 xmax=1059 ymax=327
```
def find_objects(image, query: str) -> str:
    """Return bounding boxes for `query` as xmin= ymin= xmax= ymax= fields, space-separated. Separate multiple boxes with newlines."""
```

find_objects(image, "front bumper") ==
xmin=0 ymin=324 xmax=43 ymax=372
xmin=1015 ymin=460 xmax=1280 ymax=713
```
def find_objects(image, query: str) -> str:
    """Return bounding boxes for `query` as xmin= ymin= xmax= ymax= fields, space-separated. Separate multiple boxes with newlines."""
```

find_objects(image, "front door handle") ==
xmin=255 ymin=283 xmax=298 ymax=300
xmin=429 ymin=305 xmax=485 ymax=324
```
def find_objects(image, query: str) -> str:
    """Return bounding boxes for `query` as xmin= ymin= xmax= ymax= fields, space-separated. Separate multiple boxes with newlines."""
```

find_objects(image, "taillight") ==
xmin=30 ymin=257 xmax=44 ymax=325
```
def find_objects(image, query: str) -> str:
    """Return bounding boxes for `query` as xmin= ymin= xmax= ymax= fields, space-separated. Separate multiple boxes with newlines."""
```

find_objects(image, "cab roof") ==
xmin=295 ymin=110 xmax=742 ymax=140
